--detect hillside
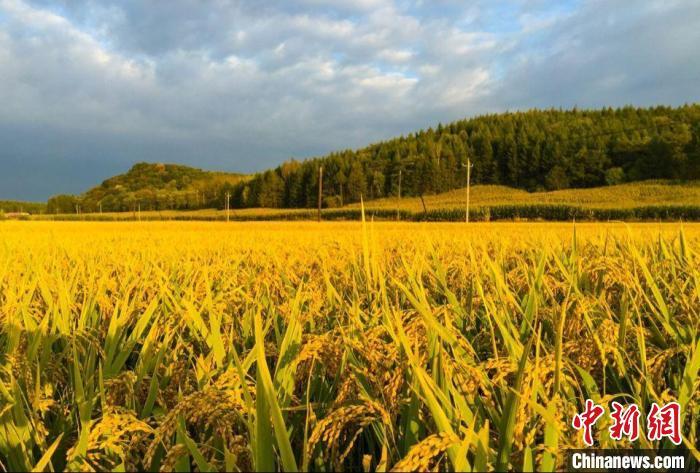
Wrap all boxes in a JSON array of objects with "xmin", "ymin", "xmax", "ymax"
[
  {"xmin": 350, "ymin": 180, "xmax": 700, "ymax": 211},
  {"xmin": 47, "ymin": 163, "xmax": 248, "ymax": 213},
  {"xmin": 41, "ymin": 105, "xmax": 700, "ymax": 214},
  {"xmin": 231, "ymin": 105, "xmax": 700, "ymax": 209}
]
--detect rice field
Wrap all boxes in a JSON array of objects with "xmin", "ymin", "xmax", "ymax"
[{"xmin": 0, "ymin": 221, "xmax": 698, "ymax": 471}]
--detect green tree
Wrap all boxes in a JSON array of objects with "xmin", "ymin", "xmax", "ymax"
[
  {"xmin": 605, "ymin": 167, "xmax": 625, "ymax": 186},
  {"xmin": 259, "ymin": 171, "xmax": 285, "ymax": 207},
  {"xmin": 47, "ymin": 194, "xmax": 79, "ymax": 214},
  {"xmin": 346, "ymin": 163, "xmax": 367, "ymax": 202},
  {"xmin": 544, "ymin": 165, "xmax": 569, "ymax": 190}
]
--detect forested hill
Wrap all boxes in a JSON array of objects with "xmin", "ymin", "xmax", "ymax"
[
  {"xmin": 233, "ymin": 105, "xmax": 700, "ymax": 209},
  {"xmin": 47, "ymin": 163, "xmax": 247, "ymax": 213},
  {"xmin": 43, "ymin": 105, "xmax": 700, "ymax": 213}
]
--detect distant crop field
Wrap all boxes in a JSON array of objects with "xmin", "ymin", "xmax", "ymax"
[
  {"xmin": 0, "ymin": 221, "xmax": 698, "ymax": 471},
  {"xmin": 31, "ymin": 180, "xmax": 700, "ymax": 222},
  {"xmin": 349, "ymin": 180, "xmax": 700, "ymax": 211}
]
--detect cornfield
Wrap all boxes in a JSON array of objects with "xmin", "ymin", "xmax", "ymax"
[
  {"xmin": 348, "ymin": 181, "xmax": 700, "ymax": 211},
  {"xmin": 0, "ymin": 221, "xmax": 698, "ymax": 471},
  {"xmin": 29, "ymin": 205, "xmax": 700, "ymax": 222}
]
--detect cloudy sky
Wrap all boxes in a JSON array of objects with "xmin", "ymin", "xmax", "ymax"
[{"xmin": 1, "ymin": 0, "xmax": 698, "ymax": 200}]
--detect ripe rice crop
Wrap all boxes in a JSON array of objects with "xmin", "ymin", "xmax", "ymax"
[{"xmin": 0, "ymin": 221, "xmax": 698, "ymax": 471}]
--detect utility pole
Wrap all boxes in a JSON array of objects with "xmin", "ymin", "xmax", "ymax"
[
  {"xmin": 317, "ymin": 165, "xmax": 323, "ymax": 222},
  {"xmin": 138, "ymin": 203, "xmax": 141, "ymax": 222},
  {"xmin": 226, "ymin": 192, "xmax": 231, "ymax": 222},
  {"xmin": 396, "ymin": 169, "xmax": 402, "ymax": 221},
  {"xmin": 462, "ymin": 159, "xmax": 474, "ymax": 223},
  {"xmin": 393, "ymin": 161, "xmax": 417, "ymax": 219},
  {"xmin": 99, "ymin": 202, "xmax": 102, "ymax": 214}
]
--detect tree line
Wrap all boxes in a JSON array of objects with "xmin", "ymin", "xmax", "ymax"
[{"xmin": 0, "ymin": 200, "xmax": 46, "ymax": 215}]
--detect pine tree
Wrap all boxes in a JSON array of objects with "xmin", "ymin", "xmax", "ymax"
[{"xmin": 346, "ymin": 163, "xmax": 367, "ymax": 202}]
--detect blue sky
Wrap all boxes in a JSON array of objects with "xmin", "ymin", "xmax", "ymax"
[{"xmin": 0, "ymin": 0, "xmax": 698, "ymax": 200}]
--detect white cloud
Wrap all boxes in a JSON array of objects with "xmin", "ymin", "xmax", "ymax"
[
  {"xmin": 377, "ymin": 48, "xmax": 414, "ymax": 63},
  {"xmin": 296, "ymin": 0, "xmax": 390, "ymax": 12}
]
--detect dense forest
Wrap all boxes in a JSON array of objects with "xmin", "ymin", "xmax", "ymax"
[
  {"xmin": 47, "ymin": 163, "xmax": 246, "ymax": 213},
  {"xmin": 47, "ymin": 105, "xmax": 700, "ymax": 213},
  {"xmin": 230, "ymin": 105, "xmax": 700, "ymax": 209}
]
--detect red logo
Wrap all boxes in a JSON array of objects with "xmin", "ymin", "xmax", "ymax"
[
  {"xmin": 572, "ymin": 399, "xmax": 605, "ymax": 446},
  {"xmin": 647, "ymin": 402, "xmax": 682, "ymax": 445},
  {"xmin": 609, "ymin": 401, "xmax": 640, "ymax": 442},
  {"xmin": 573, "ymin": 400, "xmax": 683, "ymax": 446}
]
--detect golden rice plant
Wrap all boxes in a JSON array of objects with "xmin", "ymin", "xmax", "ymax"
[{"xmin": 0, "ymin": 220, "xmax": 698, "ymax": 471}]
